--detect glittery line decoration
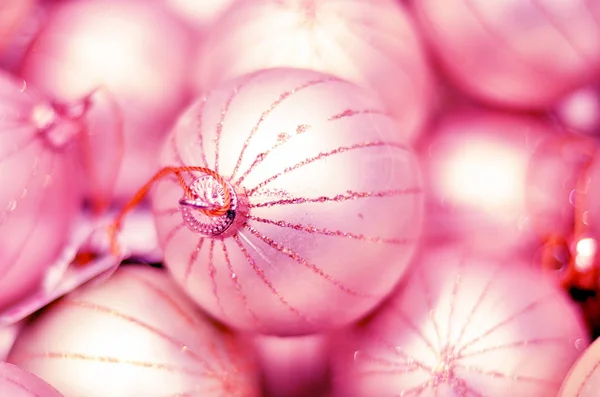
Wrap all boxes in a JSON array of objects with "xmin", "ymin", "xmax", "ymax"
[
  {"xmin": 232, "ymin": 234, "xmax": 314, "ymax": 324},
  {"xmin": 247, "ymin": 215, "xmax": 412, "ymax": 245},
  {"xmin": 246, "ymin": 141, "xmax": 411, "ymax": 195},
  {"xmin": 340, "ymin": 256, "xmax": 580, "ymax": 396},
  {"xmin": 243, "ymin": 224, "xmax": 371, "ymax": 297},
  {"xmin": 228, "ymin": 76, "xmax": 340, "ymax": 181},
  {"xmin": 9, "ymin": 270, "xmax": 255, "ymax": 395},
  {"xmin": 248, "ymin": 188, "xmax": 421, "ymax": 208}
]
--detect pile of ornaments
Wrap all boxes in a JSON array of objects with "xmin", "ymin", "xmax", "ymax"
[{"xmin": 1, "ymin": 0, "xmax": 600, "ymax": 396}]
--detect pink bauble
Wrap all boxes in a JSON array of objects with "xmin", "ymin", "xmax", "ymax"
[
  {"xmin": 0, "ymin": 362, "xmax": 63, "ymax": 397},
  {"xmin": 330, "ymin": 245, "xmax": 589, "ymax": 397},
  {"xmin": 19, "ymin": 0, "xmax": 192, "ymax": 203},
  {"xmin": 559, "ymin": 337, "xmax": 600, "ymax": 396},
  {"xmin": 0, "ymin": 70, "xmax": 80, "ymax": 313},
  {"xmin": 195, "ymin": 0, "xmax": 433, "ymax": 141},
  {"xmin": 8, "ymin": 266, "xmax": 260, "ymax": 397},
  {"xmin": 0, "ymin": 0, "xmax": 34, "ymax": 54},
  {"xmin": 421, "ymin": 110, "xmax": 550, "ymax": 252},
  {"xmin": 414, "ymin": 0, "xmax": 600, "ymax": 108},
  {"xmin": 255, "ymin": 334, "xmax": 330, "ymax": 397},
  {"xmin": 152, "ymin": 68, "xmax": 423, "ymax": 335}
]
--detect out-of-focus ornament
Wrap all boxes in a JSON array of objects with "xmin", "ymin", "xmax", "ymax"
[
  {"xmin": 110, "ymin": 67, "xmax": 423, "ymax": 335},
  {"xmin": 19, "ymin": 0, "xmax": 192, "ymax": 203},
  {"xmin": 559, "ymin": 336, "xmax": 600, "ymax": 397},
  {"xmin": 526, "ymin": 134, "xmax": 599, "ymax": 289},
  {"xmin": 195, "ymin": 0, "xmax": 434, "ymax": 141},
  {"xmin": 0, "ymin": 68, "xmax": 123, "ymax": 319},
  {"xmin": 255, "ymin": 334, "xmax": 330, "ymax": 397},
  {"xmin": 0, "ymin": 70, "xmax": 80, "ymax": 312},
  {"xmin": 330, "ymin": 245, "xmax": 589, "ymax": 397},
  {"xmin": 420, "ymin": 109, "xmax": 549, "ymax": 253},
  {"xmin": 413, "ymin": 0, "xmax": 600, "ymax": 109},
  {"xmin": 8, "ymin": 266, "xmax": 261, "ymax": 397},
  {"xmin": 555, "ymin": 85, "xmax": 600, "ymax": 137},
  {"xmin": 0, "ymin": 0, "xmax": 35, "ymax": 54},
  {"xmin": 0, "ymin": 361, "xmax": 63, "ymax": 397}
]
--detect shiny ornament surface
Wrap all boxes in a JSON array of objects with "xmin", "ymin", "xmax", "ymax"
[
  {"xmin": 19, "ymin": 0, "xmax": 192, "ymax": 203},
  {"xmin": 8, "ymin": 266, "xmax": 260, "ymax": 397},
  {"xmin": 414, "ymin": 0, "xmax": 600, "ymax": 108},
  {"xmin": 0, "ymin": 361, "xmax": 63, "ymax": 397},
  {"xmin": 195, "ymin": 0, "xmax": 433, "ymax": 141},
  {"xmin": 0, "ymin": 70, "xmax": 80, "ymax": 313},
  {"xmin": 152, "ymin": 67, "xmax": 423, "ymax": 335},
  {"xmin": 331, "ymin": 245, "xmax": 589, "ymax": 397}
]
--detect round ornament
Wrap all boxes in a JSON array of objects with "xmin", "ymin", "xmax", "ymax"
[
  {"xmin": 330, "ymin": 245, "xmax": 589, "ymax": 397},
  {"xmin": 0, "ymin": 361, "xmax": 63, "ymax": 397},
  {"xmin": 18, "ymin": 0, "xmax": 192, "ymax": 203},
  {"xmin": 149, "ymin": 67, "xmax": 423, "ymax": 335},
  {"xmin": 414, "ymin": 0, "xmax": 600, "ymax": 108},
  {"xmin": 195, "ymin": 0, "xmax": 434, "ymax": 141},
  {"xmin": 420, "ymin": 109, "xmax": 549, "ymax": 253},
  {"xmin": 0, "ymin": 70, "xmax": 81, "ymax": 313},
  {"xmin": 8, "ymin": 265, "xmax": 260, "ymax": 397}
]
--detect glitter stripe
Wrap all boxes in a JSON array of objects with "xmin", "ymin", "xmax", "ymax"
[
  {"xmin": 184, "ymin": 238, "xmax": 205, "ymax": 284},
  {"xmin": 249, "ymin": 188, "xmax": 421, "ymax": 209},
  {"xmin": 327, "ymin": 108, "xmax": 387, "ymax": 120},
  {"xmin": 232, "ymin": 234, "xmax": 312, "ymax": 324},
  {"xmin": 247, "ymin": 141, "xmax": 411, "ymax": 195},
  {"xmin": 207, "ymin": 240, "xmax": 226, "ymax": 318},
  {"xmin": 18, "ymin": 352, "xmax": 212, "ymax": 377},
  {"xmin": 228, "ymin": 77, "xmax": 339, "ymax": 181},
  {"xmin": 233, "ymin": 124, "xmax": 311, "ymax": 186},
  {"xmin": 244, "ymin": 224, "xmax": 370, "ymax": 297},
  {"xmin": 221, "ymin": 241, "xmax": 263, "ymax": 328},
  {"xmin": 62, "ymin": 299, "xmax": 221, "ymax": 377},
  {"xmin": 248, "ymin": 215, "xmax": 412, "ymax": 245}
]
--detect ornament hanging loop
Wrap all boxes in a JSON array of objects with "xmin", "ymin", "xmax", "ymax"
[{"xmin": 108, "ymin": 165, "xmax": 232, "ymax": 256}]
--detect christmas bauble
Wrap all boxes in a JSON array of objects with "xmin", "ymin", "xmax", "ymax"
[
  {"xmin": 195, "ymin": 0, "xmax": 433, "ymax": 141},
  {"xmin": 8, "ymin": 265, "xmax": 260, "ymax": 397},
  {"xmin": 414, "ymin": 0, "xmax": 600, "ymax": 108},
  {"xmin": 0, "ymin": 361, "xmax": 63, "ymax": 397},
  {"xmin": 420, "ymin": 109, "xmax": 549, "ymax": 253},
  {"xmin": 559, "ymin": 336, "xmax": 600, "ymax": 397},
  {"xmin": 19, "ymin": 0, "xmax": 192, "ymax": 203},
  {"xmin": 0, "ymin": 70, "xmax": 80, "ymax": 313},
  {"xmin": 151, "ymin": 67, "xmax": 423, "ymax": 335},
  {"xmin": 330, "ymin": 245, "xmax": 589, "ymax": 397}
]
